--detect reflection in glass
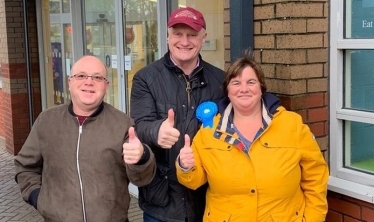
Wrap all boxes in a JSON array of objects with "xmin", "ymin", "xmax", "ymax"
[
  {"xmin": 344, "ymin": 50, "xmax": 374, "ymax": 111},
  {"xmin": 49, "ymin": 0, "xmax": 60, "ymax": 14},
  {"xmin": 345, "ymin": 0, "xmax": 374, "ymax": 38},
  {"xmin": 344, "ymin": 120, "xmax": 374, "ymax": 174},
  {"xmin": 124, "ymin": 0, "xmax": 158, "ymax": 112},
  {"xmin": 49, "ymin": 24, "xmax": 72, "ymax": 105},
  {"xmin": 62, "ymin": 0, "xmax": 70, "ymax": 13},
  {"xmin": 41, "ymin": 0, "xmax": 73, "ymax": 108},
  {"xmin": 84, "ymin": 0, "xmax": 119, "ymax": 108},
  {"xmin": 50, "ymin": 25, "xmax": 63, "ymax": 104}
]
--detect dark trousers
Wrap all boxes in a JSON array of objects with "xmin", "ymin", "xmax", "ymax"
[
  {"xmin": 143, "ymin": 213, "xmax": 164, "ymax": 222},
  {"xmin": 143, "ymin": 212, "xmax": 188, "ymax": 222}
]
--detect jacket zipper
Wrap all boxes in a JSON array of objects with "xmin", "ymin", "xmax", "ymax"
[
  {"xmin": 76, "ymin": 120, "xmax": 87, "ymax": 222},
  {"xmin": 182, "ymin": 67, "xmax": 203, "ymax": 107},
  {"xmin": 182, "ymin": 74, "xmax": 191, "ymax": 107}
]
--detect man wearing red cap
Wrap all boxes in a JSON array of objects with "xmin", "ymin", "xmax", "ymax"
[{"xmin": 130, "ymin": 6, "xmax": 225, "ymax": 222}]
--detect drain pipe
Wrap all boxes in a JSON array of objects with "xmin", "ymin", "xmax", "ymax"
[
  {"xmin": 22, "ymin": 0, "xmax": 34, "ymax": 127},
  {"xmin": 230, "ymin": 0, "xmax": 254, "ymax": 61}
]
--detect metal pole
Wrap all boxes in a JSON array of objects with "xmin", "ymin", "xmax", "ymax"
[{"xmin": 23, "ymin": 0, "xmax": 34, "ymax": 127}]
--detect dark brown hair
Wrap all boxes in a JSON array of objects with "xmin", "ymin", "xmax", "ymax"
[{"xmin": 223, "ymin": 49, "xmax": 267, "ymax": 96}]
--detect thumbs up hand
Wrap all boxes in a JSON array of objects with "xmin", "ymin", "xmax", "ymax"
[
  {"xmin": 157, "ymin": 109, "xmax": 180, "ymax": 149},
  {"xmin": 123, "ymin": 127, "xmax": 144, "ymax": 165},
  {"xmin": 179, "ymin": 134, "xmax": 195, "ymax": 170}
]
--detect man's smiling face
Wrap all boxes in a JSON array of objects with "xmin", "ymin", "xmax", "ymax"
[
  {"xmin": 167, "ymin": 24, "xmax": 206, "ymax": 68},
  {"xmin": 68, "ymin": 56, "xmax": 109, "ymax": 115}
]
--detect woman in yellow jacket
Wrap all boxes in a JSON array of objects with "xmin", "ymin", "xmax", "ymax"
[{"xmin": 176, "ymin": 51, "xmax": 329, "ymax": 222}]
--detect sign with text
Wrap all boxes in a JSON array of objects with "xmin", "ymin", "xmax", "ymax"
[{"xmin": 349, "ymin": 0, "xmax": 374, "ymax": 38}]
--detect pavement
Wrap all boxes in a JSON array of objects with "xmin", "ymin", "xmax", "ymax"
[{"xmin": 0, "ymin": 137, "xmax": 143, "ymax": 222}]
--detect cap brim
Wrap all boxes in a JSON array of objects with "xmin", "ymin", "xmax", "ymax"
[{"xmin": 168, "ymin": 20, "xmax": 202, "ymax": 32}]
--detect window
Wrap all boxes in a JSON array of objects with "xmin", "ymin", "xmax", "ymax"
[{"xmin": 330, "ymin": 0, "xmax": 374, "ymax": 203}]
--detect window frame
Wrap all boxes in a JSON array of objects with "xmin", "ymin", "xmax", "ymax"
[{"xmin": 329, "ymin": 0, "xmax": 374, "ymax": 203}]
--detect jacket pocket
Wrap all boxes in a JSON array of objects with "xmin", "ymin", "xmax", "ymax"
[
  {"xmin": 204, "ymin": 204, "xmax": 231, "ymax": 222},
  {"xmin": 259, "ymin": 135, "xmax": 298, "ymax": 149},
  {"xmin": 142, "ymin": 163, "xmax": 170, "ymax": 207},
  {"xmin": 270, "ymin": 205, "xmax": 303, "ymax": 222}
]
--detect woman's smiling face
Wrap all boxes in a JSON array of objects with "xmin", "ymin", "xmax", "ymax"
[{"xmin": 227, "ymin": 66, "xmax": 262, "ymax": 111}]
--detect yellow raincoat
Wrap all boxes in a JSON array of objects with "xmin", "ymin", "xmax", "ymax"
[{"xmin": 177, "ymin": 101, "xmax": 328, "ymax": 222}]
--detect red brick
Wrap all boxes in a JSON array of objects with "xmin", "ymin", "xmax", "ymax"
[
  {"xmin": 328, "ymin": 196, "xmax": 361, "ymax": 219},
  {"xmin": 326, "ymin": 210, "xmax": 343, "ymax": 222},
  {"xmin": 343, "ymin": 196, "xmax": 374, "ymax": 209},
  {"xmin": 324, "ymin": 92, "xmax": 329, "ymax": 106},
  {"xmin": 13, "ymin": 123, "xmax": 29, "ymax": 130},
  {"xmin": 308, "ymin": 122, "xmax": 325, "ymax": 137},
  {"xmin": 294, "ymin": 109, "xmax": 307, "ymax": 123},
  {"xmin": 0, "ymin": 90, "xmax": 4, "ymax": 138},
  {"xmin": 278, "ymin": 95, "xmax": 291, "ymax": 110},
  {"xmin": 324, "ymin": 122, "xmax": 328, "ymax": 137},
  {"xmin": 289, "ymin": 93, "xmax": 325, "ymax": 110},
  {"xmin": 343, "ymin": 215, "xmax": 362, "ymax": 222},
  {"xmin": 19, "ymin": 118, "xmax": 29, "ymax": 124},
  {"xmin": 308, "ymin": 107, "xmax": 328, "ymax": 122},
  {"xmin": 362, "ymin": 207, "xmax": 374, "ymax": 221}
]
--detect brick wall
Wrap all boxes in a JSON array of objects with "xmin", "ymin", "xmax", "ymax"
[
  {"xmin": 253, "ymin": 0, "xmax": 329, "ymax": 152},
  {"xmin": 0, "ymin": 0, "xmax": 5, "ymax": 140},
  {"xmin": 223, "ymin": 0, "xmax": 374, "ymax": 221},
  {"xmin": 251, "ymin": 0, "xmax": 374, "ymax": 221},
  {"xmin": 327, "ymin": 191, "xmax": 374, "ymax": 222},
  {"xmin": 0, "ymin": 89, "xmax": 4, "ymax": 138},
  {"xmin": 0, "ymin": 0, "xmax": 41, "ymax": 154},
  {"xmin": 223, "ymin": 1, "xmax": 329, "ymax": 151}
]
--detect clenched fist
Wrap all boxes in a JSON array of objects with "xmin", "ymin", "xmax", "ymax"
[
  {"xmin": 123, "ymin": 127, "xmax": 144, "ymax": 165},
  {"xmin": 179, "ymin": 134, "xmax": 195, "ymax": 170},
  {"xmin": 157, "ymin": 109, "xmax": 180, "ymax": 148}
]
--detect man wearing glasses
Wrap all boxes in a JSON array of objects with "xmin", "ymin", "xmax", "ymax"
[{"xmin": 14, "ymin": 56, "xmax": 156, "ymax": 222}]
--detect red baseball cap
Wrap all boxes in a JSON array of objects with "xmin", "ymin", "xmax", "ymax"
[{"xmin": 167, "ymin": 7, "xmax": 206, "ymax": 32}]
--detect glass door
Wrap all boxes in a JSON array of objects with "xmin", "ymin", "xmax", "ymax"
[
  {"xmin": 39, "ymin": 0, "xmax": 73, "ymax": 109},
  {"xmin": 37, "ymin": 0, "xmax": 167, "ymax": 112},
  {"xmin": 122, "ymin": 0, "xmax": 160, "ymax": 196},
  {"xmin": 123, "ymin": 0, "xmax": 159, "ymax": 113},
  {"xmin": 38, "ymin": 0, "xmax": 123, "ymax": 110},
  {"xmin": 84, "ymin": 0, "xmax": 120, "ymax": 109}
]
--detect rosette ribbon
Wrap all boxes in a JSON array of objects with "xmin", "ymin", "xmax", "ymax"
[{"xmin": 196, "ymin": 101, "xmax": 218, "ymax": 128}]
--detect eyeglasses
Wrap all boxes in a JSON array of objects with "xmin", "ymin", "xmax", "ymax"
[{"xmin": 71, "ymin": 74, "xmax": 107, "ymax": 82}]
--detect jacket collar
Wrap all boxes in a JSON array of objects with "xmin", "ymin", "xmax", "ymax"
[
  {"xmin": 162, "ymin": 51, "xmax": 204, "ymax": 76},
  {"xmin": 68, "ymin": 102, "xmax": 105, "ymax": 117},
  {"xmin": 216, "ymin": 93, "xmax": 281, "ymax": 134},
  {"xmin": 162, "ymin": 51, "xmax": 207, "ymax": 89}
]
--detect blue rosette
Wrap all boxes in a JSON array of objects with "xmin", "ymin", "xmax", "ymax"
[{"xmin": 196, "ymin": 101, "xmax": 218, "ymax": 128}]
